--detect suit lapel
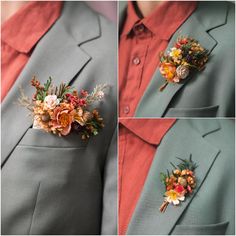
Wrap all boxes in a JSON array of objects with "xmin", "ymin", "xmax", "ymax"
[
  {"xmin": 1, "ymin": 2, "xmax": 100, "ymax": 166},
  {"xmin": 135, "ymin": 2, "xmax": 228, "ymax": 117},
  {"xmin": 127, "ymin": 119, "xmax": 221, "ymax": 235}
]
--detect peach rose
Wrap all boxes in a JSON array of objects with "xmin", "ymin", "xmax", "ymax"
[{"xmin": 50, "ymin": 103, "xmax": 75, "ymax": 135}]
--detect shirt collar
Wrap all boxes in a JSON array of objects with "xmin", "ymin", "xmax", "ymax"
[
  {"xmin": 119, "ymin": 119, "xmax": 176, "ymax": 145},
  {"xmin": 2, "ymin": 1, "xmax": 63, "ymax": 54},
  {"xmin": 122, "ymin": 1, "xmax": 197, "ymax": 40},
  {"xmin": 121, "ymin": 1, "xmax": 140, "ymax": 36}
]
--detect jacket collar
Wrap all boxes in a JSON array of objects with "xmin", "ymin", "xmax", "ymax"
[
  {"xmin": 121, "ymin": 1, "xmax": 196, "ymax": 40},
  {"xmin": 60, "ymin": 1, "xmax": 101, "ymax": 46},
  {"xmin": 2, "ymin": 1, "xmax": 62, "ymax": 54},
  {"xmin": 119, "ymin": 119, "xmax": 176, "ymax": 145}
]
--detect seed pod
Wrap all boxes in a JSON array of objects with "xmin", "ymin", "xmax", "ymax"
[
  {"xmin": 41, "ymin": 113, "xmax": 50, "ymax": 122},
  {"xmin": 178, "ymin": 177, "xmax": 187, "ymax": 187}
]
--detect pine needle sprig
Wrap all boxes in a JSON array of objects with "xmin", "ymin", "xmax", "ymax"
[
  {"xmin": 43, "ymin": 77, "xmax": 52, "ymax": 91},
  {"xmin": 175, "ymin": 154, "xmax": 198, "ymax": 171}
]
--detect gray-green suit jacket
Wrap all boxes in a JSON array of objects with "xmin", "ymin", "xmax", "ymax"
[
  {"xmin": 126, "ymin": 119, "xmax": 235, "ymax": 235},
  {"xmin": 119, "ymin": 1, "xmax": 235, "ymax": 118},
  {"xmin": 1, "ymin": 2, "xmax": 117, "ymax": 235}
]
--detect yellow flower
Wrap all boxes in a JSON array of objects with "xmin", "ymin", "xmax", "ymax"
[
  {"xmin": 165, "ymin": 189, "xmax": 185, "ymax": 205},
  {"xmin": 170, "ymin": 47, "xmax": 182, "ymax": 63}
]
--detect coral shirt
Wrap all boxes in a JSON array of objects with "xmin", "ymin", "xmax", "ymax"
[
  {"xmin": 119, "ymin": 1, "xmax": 197, "ymax": 117},
  {"xmin": 119, "ymin": 118, "xmax": 176, "ymax": 235},
  {"xmin": 1, "ymin": 1, "xmax": 62, "ymax": 101}
]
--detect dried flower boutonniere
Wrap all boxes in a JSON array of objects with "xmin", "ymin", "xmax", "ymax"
[
  {"xmin": 18, "ymin": 77, "xmax": 107, "ymax": 139},
  {"xmin": 159, "ymin": 36, "xmax": 208, "ymax": 91},
  {"xmin": 159, "ymin": 154, "xmax": 197, "ymax": 213}
]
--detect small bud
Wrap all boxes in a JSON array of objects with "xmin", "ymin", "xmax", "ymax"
[{"xmin": 41, "ymin": 113, "xmax": 50, "ymax": 122}]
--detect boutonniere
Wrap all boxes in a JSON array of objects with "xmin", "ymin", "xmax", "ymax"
[
  {"xmin": 159, "ymin": 36, "xmax": 208, "ymax": 91},
  {"xmin": 159, "ymin": 154, "xmax": 197, "ymax": 213},
  {"xmin": 18, "ymin": 77, "xmax": 107, "ymax": 139}
]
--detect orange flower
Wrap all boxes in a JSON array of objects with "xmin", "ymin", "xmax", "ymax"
[
  {"xmin": 187, "ymin": 176, "xmax": 194, "ymax": 185},
  {"xmin": 50, "ymin": 103, "xmax": 75, "ymax": 136},
  {"xmin": 159, "ymin": 63, "xmax": 176, "ymax": 82},
  {"xmin": 173, "ymin": 169, "xmax": 181, "ymax": 175},
  {"xmin": 74, "ymin": 108, "xmax": 92, "ymax": 126},
  {"xmin": 181, "ymin": 169, "xmax": 188, "ymax": 176}
]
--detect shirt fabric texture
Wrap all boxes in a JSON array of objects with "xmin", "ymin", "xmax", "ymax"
[
  {"xmin": 1, "ymin": 1, "xmax": 62, "ymax": 101},
  {"xmin": 119, "ymin": 119, "xmax": 176, "ymax": 235},
  {"xmin": 119, "ymin": 1, "xmax": 197, "ymax": 117}
]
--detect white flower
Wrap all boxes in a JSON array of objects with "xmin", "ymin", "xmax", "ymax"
[
  {"xmin": 176, "ymin": 65, "xmax": 189, "ymax": 79},
  {"xmin": 165, "ymin": 190, "xmax": 185, "ymax": 205},
  {"xmin": 96, "ymin": 91, "xmax": 105, "ymax": 99},
  {"xmin": 44, "ymin": 95, "xmax": 60, "ymax": 110},
  {"xmin": 169, "ymin": 47, "xmax": 182, "ymax": 63}
]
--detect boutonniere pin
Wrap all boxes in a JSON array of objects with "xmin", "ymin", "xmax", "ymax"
[
  {"xmin": 159, "ymin": 154, "xmax": 197, "ymax": 213},
  {"xmin": 18, "ymin": 77, "xmax": 107, "ymax": 139},
  {"xmin": 159, "ymin": 36, "xmax": 208, "ymax": 91}
]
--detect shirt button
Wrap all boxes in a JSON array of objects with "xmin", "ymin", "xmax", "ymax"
[
  {"xmin": 133, "ymin": 57, "xmax": 140, "ymax": 65},
  {"xmin": 136, "ymin": 24, "xmax": 144, "ymax": 32},
  {"xmin": 134, "ymin": 24, "xmax": 145, "ymax": 34},
  {"xmin": 123, "ymin": 106, "xmax": 130, "ymax": 114}
]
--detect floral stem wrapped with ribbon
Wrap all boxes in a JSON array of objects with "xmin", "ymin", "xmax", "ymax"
[
  {"xmin": 18, "ymin": 77, "xmax": 107, "ymax": 139},
  {"xmin": 159, "ymin": 36, "xmax": 208, "ymax": 91},
  {"xmin": 159, "ymin": 154, "xmax": 197, "ymax": 213}
]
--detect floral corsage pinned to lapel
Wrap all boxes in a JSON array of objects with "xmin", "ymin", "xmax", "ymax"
[
  {"xmin": 18, "ymin": 77, "xmax": 107, "ymax": 139},
  {"xmin": 159, "ymin": 154, "xmax": 197, "ymax": 213},
  {"xmin": 159, "ymin": 37, "xmax": 208, "ymax": 91}
]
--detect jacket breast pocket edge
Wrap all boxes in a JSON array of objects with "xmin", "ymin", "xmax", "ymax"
[
  {"xmin": 171, "ymin": 221, "xmax": 229, "ymax": 235},
  {"xmin": 164, "ymin": 105, "xmax": 219, "ymax": 117}
]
